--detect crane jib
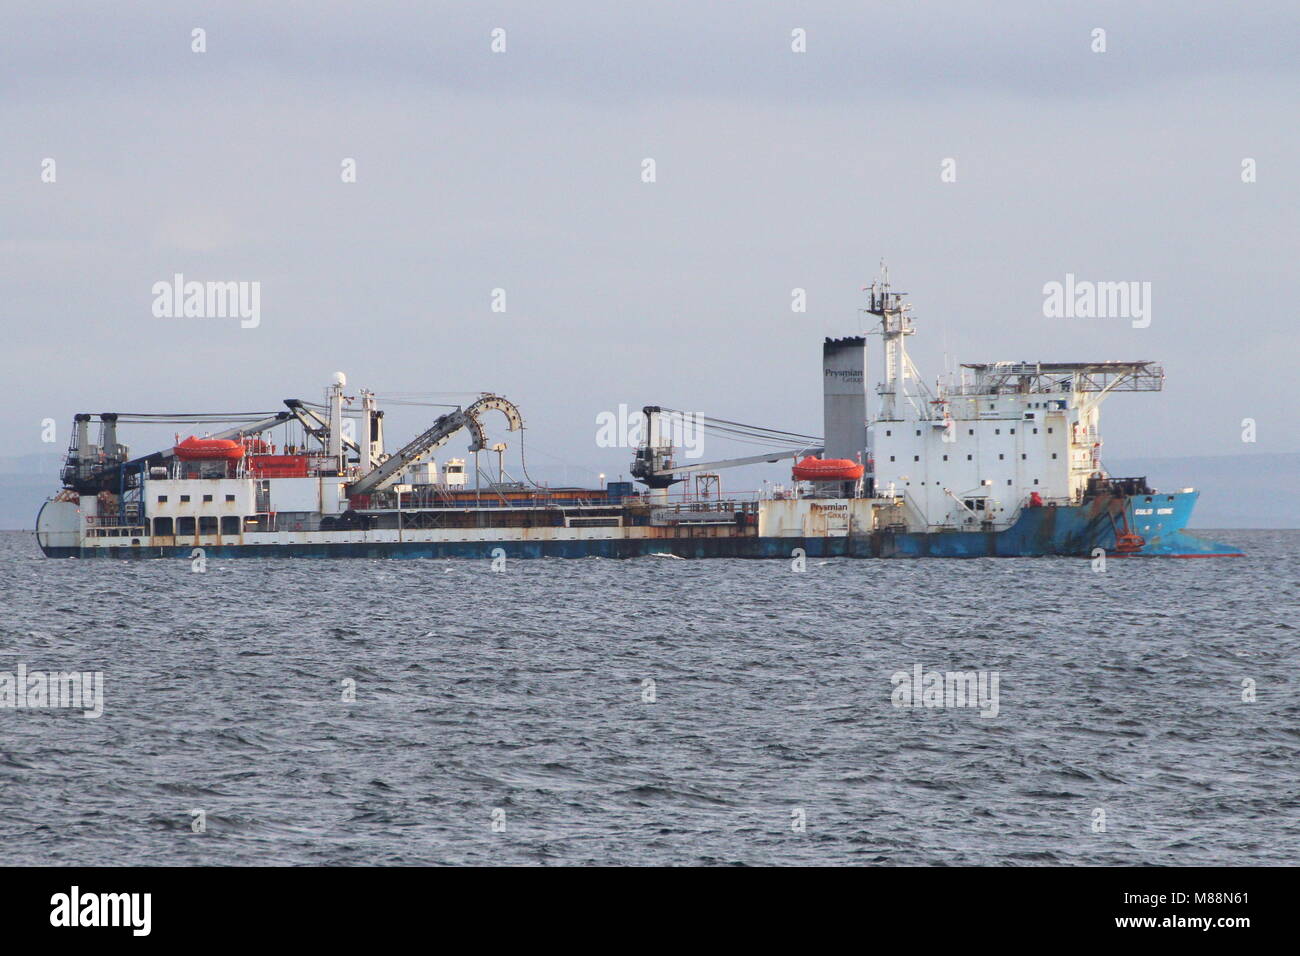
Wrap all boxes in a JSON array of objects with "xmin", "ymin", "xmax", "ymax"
[{"xmin": 346, "ymin": 394, "xmax": 522, "ymax": 497}]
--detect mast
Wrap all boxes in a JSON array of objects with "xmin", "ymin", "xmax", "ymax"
[
  {"xmin": 327, "ymin": 372, "xmax": 346, "ymax": 472},
  {"xmin": 865, "ymin": 264, "xmax": 916, "ymax": 421}
]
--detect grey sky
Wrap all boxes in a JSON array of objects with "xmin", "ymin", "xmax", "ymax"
[{"xmin": 2, "ymin": 1, "xmax": 1297, "ymax": 490}]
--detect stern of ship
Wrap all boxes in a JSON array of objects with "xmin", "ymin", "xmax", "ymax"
[{"xmin": 35, "ymin": 492, "xmax": 83, "ymax": 558}]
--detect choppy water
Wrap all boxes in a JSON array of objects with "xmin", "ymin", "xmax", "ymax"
[{"xmin": 0, "ymin": 529, "xmax": 1296, "ymax": 866}]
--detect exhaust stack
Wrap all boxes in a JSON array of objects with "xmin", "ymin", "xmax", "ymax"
[{"xmin": 822, "ymin": 336, "xmax": 867, "ymax": 461}]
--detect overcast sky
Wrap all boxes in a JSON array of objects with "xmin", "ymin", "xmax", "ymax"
[{"xmin": 2, "ymin": 2, "xmax": 1296, "ymax": 488}]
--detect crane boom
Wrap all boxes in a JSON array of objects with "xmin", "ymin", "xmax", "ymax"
[
  {"xmin": 206, "ymin": 411, "xmax": 295, "ymax": 443},
  {"xmin": 115, "ymin": 410, "xmax": 293, "ymax": 476},
  {"xmin": 650, "ymin": 445, "xmax": 823, "ymax": 477},
  {"xmin": 283, "ymin": 400, "xmax": 361, "ymax": 455},
  {"xmin": 346, "ymin": 394, "xmax": 522, "ymax": 497},
  {"xmin": 629, "ymin": 404, "xmax": 822, "ymax": 487}
]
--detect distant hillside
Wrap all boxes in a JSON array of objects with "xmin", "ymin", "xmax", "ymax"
[
  {"xmin": 0, "ymin": 478, "xmax": 57, "ymax": 532},
  {"xmin": 2, "ymin": 452, "xmax": 1295, "ymax": 530}
]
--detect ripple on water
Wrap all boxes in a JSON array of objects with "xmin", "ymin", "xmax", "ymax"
[{"xmin": 0, "ymin": 529, "xmax": 1295, "ymax": 865}]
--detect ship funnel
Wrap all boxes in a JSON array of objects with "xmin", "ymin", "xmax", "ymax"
[{"xmin": 822, "ymin": 336, "xmax": 867, "ymax": 460}]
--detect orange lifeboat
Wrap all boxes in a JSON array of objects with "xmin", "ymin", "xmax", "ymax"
[
  {"xmin": 791, "ymin": 456, "xmax": 864, "ymax": 482},
  {"xmin": 173, "ymin": 436, "xmax": 245, "ymax": 461}
]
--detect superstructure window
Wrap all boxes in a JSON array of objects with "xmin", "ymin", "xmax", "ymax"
[
  {"xmin": 1051, "ymin": 453, "xmax": 1058, "ymax": 459},
  {"xmin": 889, "ymin": 456, "xmax": 896, "ymax": 462},
  {"xmin": 220, "ymin": 516, "xmax": 240, "ymax": 535},
  {"xmin": 180, "ymin": 495, "xmax": 191, "ymax": 502},
  {"xmin": 225, "ymin": 494, "xmax": 235, "ymax": 502},
  {"xmin": 177, "ymin": 516, "xmax": 196, "ymax": 534},
  {"xmin": 1021, "ymin": 453, "xmax": 1027, "ymax": 460},
  {"xmin": 913, "ymin": 455, "xmax": 919, "ymax": 462},
  {"xmin": 157, "ymin": 495, "xmax": 167, "ymax": 503},
  {"xmin": 203, "ymin": 494, "xmax": 213, "ymax": 503},
  {"xmin": 966, "ymin": 454, "xmax": 972, "ymax": 461},
  {"xmin": 998, "ymin": 454, "xmax": 1004, "ymax": 460},
  {"xmin": 199, "ymin": 516, "xmax": 218, "ymax": 534}
]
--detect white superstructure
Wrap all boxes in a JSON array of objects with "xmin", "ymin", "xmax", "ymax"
[{"xmin": 863, "ymin": 272, "xmax": 1164, "ymax": 532}]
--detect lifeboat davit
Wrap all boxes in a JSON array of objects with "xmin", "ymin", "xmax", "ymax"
[
  {"xmin": 173, "ymin": 436, "xmax": 245, "ymax": 461},
  {"xmin": 791, "ymin": 456, "xmax": 864, "ymax": 482}
]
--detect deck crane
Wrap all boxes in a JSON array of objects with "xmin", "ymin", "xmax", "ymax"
[
  {"xmin": 629, "ymin": 405, "xmax": 823, "ymax": 489},
  {"xmin": 63, "ymin": 410, "xmax": 296, "ymax": 493},
  {"xmin": 66, "ymin": 392, "xmax": 366, "ymax": 494},
  {"xmin": 283, "ymin": 399, "xmax": 361, "ymax": 457},
  {"xmin": 346, "ymin": 394, "xmax": 522, "ymax": 498},
  {"xmin": 206, "ymin": 411, "xmax": 295, "ymax": 443}
]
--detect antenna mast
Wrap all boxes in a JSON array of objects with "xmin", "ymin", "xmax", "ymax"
[{"xmin": 865, "ymin": 263, "xmax": 916, "ymax": 421}]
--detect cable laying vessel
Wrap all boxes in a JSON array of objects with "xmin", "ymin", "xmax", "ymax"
[{"xmin": 35, "ymin": 271, "xmax": 1241, "ymax": 559}]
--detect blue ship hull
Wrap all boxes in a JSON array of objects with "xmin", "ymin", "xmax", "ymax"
[
  {"xmin": 37, "ymin": 491, "xmax": 1241, "ymax": 559},
  {"xmin": 884, "ymin": 490, "xmax": 1240, "ymax": 558}
]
